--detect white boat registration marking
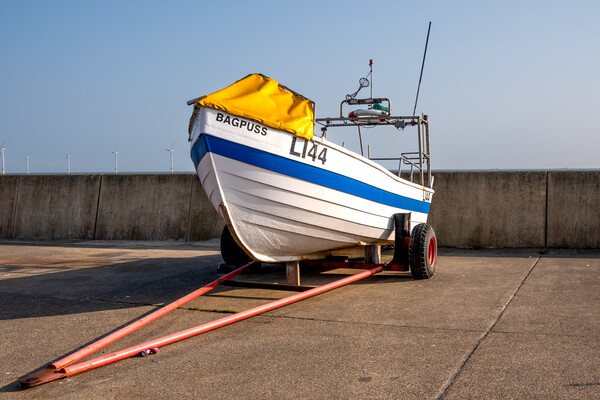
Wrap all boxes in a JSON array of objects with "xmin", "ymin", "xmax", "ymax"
[
  {"xmin": 423, "ymin": 191, "xmax": 431, "ymax": 203},
  {"xmin": 289, "ymin": 136, "xmax": 328, "ymax": 165}
]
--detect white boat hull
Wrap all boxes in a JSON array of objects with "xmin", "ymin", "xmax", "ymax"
[{"xmin": 190, "ymin": 107, "xmax": 433, "ymax": 262}]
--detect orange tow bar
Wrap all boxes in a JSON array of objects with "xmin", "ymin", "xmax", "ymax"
[{"xmin": 21, "ymin": 263, "xmax": 383, "ymax": 387}]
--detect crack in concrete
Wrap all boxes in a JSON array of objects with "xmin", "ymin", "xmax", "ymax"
[
  {"xmin": 435, "ymin": 257, "xmax": 541, "ymax": 400},
  {"xmin": 488, "ymin": 329, "xmax": 597, "ymax": 339},
  {"xmin": 262, "ymin": 313, "xmax": 488, "ymax": 334},
  {"xmin": 87, "ymin": 297, "xmax": 163, "ymax": 307}
]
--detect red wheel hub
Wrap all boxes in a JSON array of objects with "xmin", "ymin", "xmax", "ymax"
[{"xmin": 428, "ymin": 236, "xmax": 437, "ymax": 266}]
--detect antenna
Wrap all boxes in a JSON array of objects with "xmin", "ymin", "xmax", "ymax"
[
  {"xmin": 1, "ymin": 142, "xmax": 6, "ymax": 175},
  {"xmin": 111, "ymin": 145, "xmax": 119, "ymax": 174},
  {"xmin": 165, "ymin": 142, "xmax": 175, "ymax": 173},
  {"xmin": 346, "ymin": 61, "xmax": 372, "ymax": 101},
  {"xmin": 66, "ymin": 152, "xmax": 71, "ymax": 174},
  {"xmin": 412, "ymin": 21, "xmax": 432, "ymax": 116},
  {"xmin": 369, "ymin": 59, "xmax": 373, "ymax": 99},
  {"xmin": 26, "ymin": 153, "xmax": 30, "ymax": 174}
]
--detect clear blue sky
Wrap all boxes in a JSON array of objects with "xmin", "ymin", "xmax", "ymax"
[{"xmin": 1, "ymin": 0, "xmax": 599, "ymax": 173}]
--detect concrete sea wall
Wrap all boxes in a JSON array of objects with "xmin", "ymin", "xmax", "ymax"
[
  {"xmin": 0, "ymin": 174, "xmax": 223, "ymax": 242},
  {"xmin": 427, "ymin": 171, "xmax": 547, "ymax": 248},
  {"xmin": 0, "ymin": 171, "xmax": 598, "ymax": 248}
]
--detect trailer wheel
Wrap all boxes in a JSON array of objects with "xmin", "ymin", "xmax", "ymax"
[
  {"xmin": 220, "ymin": 226, "xmax": 252, "ymax": 266},
  {"xmin": 409, "ymin": 223, "xmax": 437, "ymax": 280}
]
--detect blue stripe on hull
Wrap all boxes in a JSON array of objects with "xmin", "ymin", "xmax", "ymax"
[{"xmin": 191, "ymin": 134, "xmax": 430, "ymax": 214}]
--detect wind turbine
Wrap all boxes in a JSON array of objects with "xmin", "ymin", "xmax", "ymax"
[
  {"xmin": 26, "ymin": 153, "xmax": 30, "ymax": 174},
  {"xmin": 66, "ymin": 152, "xmax": 71, "ymax": 174},
  {"xmin": 1, "ymin": 142, "xmax": 5, "ymax": 175},
  {"xmin": 165, "ymin": 142, "xmax": 174, "ymax": 173},
  {"xmin": 111, "ymin": 145, "xmax": 119, "ymax": 173}
]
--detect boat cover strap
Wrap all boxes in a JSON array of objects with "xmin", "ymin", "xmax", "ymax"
[{"xmin": 190, "ymin": 73, "xmax": 315, "ymax": 140}]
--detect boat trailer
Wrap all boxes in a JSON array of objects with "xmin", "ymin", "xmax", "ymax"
[
  {"xmin": 19, "ymin": 213, "xmax": 431, "ymax": 387},
  {"xmin": 20, "ymin": 213, "xmax": 433, "ymax": 388},
  {"xmin": 20, "ymin": 261, "xmax": 394, "ymax": 388}
]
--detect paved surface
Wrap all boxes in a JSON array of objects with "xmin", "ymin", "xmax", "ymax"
[{"xmin": 0, "ymin": 240, "xmax": 598, "ymax": 399}]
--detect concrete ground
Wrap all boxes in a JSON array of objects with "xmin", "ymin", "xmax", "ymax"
[{"xmin": 0, "ymin": 240, "xmax": 598, "ymax": 399}]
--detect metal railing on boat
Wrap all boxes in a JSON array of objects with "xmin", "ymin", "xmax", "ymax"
[{"xmin": 315, "ymin": 113, "xmax": 432, "ymax": 188}]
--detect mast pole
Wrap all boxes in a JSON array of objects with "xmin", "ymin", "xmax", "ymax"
[{"xmin": 412, "ymin": 22, "xmax": 431, "ymax": 116}]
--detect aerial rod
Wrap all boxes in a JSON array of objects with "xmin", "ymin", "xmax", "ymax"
[
  {"xmin": 369, "ymin": 59, "xmax": 373, "ymax": 99},
  {"xmin": 412, "ymin": 21, "xmax": 431, "ymax": 117}
]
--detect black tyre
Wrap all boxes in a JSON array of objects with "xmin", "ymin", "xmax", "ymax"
[
  {"xmin": 408, "ymin": 223, "xmax": 437, "ymax": 280},
  {"xmin": 220, "ymin": 226, "xmax": 252, "ymax": 266}
]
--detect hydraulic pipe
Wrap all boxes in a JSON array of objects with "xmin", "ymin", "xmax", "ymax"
[
  {"xmin": 49, "ymin": 261, "xmax": 254, "ymax": 370},
  {"xmin": 62, "ymin": 266, "xmax": 384, "ymax": 377}
]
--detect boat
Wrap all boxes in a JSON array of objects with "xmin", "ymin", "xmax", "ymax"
[{"xmin": 187, "ymin": 67, "xmax": 437, "ymax": 279}]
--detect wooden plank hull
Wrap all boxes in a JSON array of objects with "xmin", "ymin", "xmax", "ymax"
[{"xmin": 190, "ymin": 107, "xmax": 433, "ymax": 262}]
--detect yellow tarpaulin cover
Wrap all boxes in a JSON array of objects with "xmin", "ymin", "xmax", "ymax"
[{"xmin": 193, "ymin": 73, "xmax": 315, "ymax": 140}]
